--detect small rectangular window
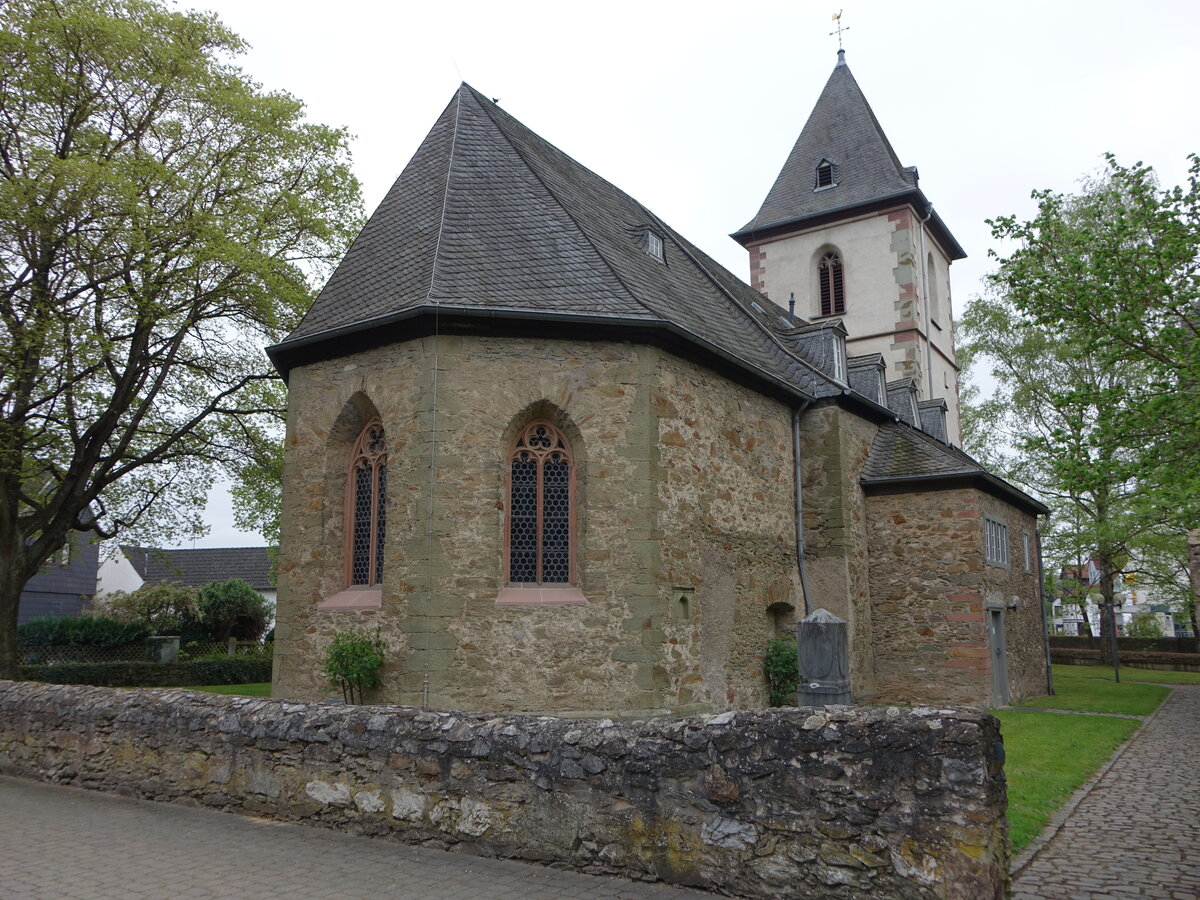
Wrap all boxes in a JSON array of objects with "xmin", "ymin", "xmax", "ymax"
[
  {"xmin": 984, "ymin": 516, "xmax": 1009, "ymax": 568},
  {"xmin": 1023, "ymin": 530, "xmax": 1033, "ymax": 574},
  {"xmin": 646, "ymin": 231, "xmax": 664, "ymax": 261}
]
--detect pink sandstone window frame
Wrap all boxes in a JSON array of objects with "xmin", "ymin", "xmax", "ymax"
[
  {"xmin": 343, "ymin": 417, "xmax": 387, "ymax": 588},
  {"xmin": 503, "ymin": 420, "xmax": 577, "ymax": 587}
]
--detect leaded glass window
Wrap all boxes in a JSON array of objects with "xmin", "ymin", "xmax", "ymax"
[
  {"xmin": 346, "ymin": 418, "xmax": 387, "ymax": 586},
  {"xmin": 507, "ymin": 421, "xmax": 574, "ymax": 584}
]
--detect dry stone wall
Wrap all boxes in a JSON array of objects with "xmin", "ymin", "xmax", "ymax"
[{"xmin": 0, "ymin": 681, "xmax": 1008, "ymax": 899}]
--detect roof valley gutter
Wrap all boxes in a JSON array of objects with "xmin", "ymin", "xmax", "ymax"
[{"xmin": 793, "ymin": 401, "xmax": 813, "ymax": 616}]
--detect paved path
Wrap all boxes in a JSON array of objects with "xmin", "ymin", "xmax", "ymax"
[
  {"xmin": 0, "ymin": 776, "xmax": 709, "ymax": 900},
  {"xmin": 1011, "ymin": 684, "xmax": 1200, "ymax": 899}
]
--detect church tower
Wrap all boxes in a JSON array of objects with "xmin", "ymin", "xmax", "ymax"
[{"xmin": 732, "ymin": 50, "xmax": 965, "ymax": 442}]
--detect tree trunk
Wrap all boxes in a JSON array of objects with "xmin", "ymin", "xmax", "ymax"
[
  {"xmin": 0, "ymin": 544, "xmax": 23, "ymax": 680},
  {"xmin": 1079, "ymin": 603, "xmax": 1093, "ymax": 637}
]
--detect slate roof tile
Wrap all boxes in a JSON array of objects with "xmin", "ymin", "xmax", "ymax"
[{"xmin": 122, "ymin": 547, "xmax": 274, "ymax": 592}]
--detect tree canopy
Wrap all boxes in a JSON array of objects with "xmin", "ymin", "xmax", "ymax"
[
  {"xmin": 961, "ymin": 155, "xmax": 1199, "ymax": 643},
  {"xmin": 0, "ymin": 0, "xmax": 363, "ymax": 677}
]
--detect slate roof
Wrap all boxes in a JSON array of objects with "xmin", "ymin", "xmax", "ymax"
[
  {"xmin": 862, "ymin": 426, "xmax": 1050, "ymax": 514},
  {"xmin": 267, "ymin": 81, "xmax": 1041, "ymax": 515},
  {"xmin": 122, "ymin": 547, "xmax": 274, "ymax": 592},
  {"xmin": 731, "ymin": 51, "xmax": 964, "ymax": 260},
  {"xmin": 271, "ymin": 83, "xmax": 842, "ymax": 401}
]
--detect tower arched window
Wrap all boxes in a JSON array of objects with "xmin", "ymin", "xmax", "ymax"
[
  {"xmin": 819, "ymin": 251, "xmax": 845, "ymax": 316},
  {"xmin": 507, "ymin": 421, "xmax": 574, "ymax": 584},
  {"xmin": 346, "ymin": 418, "xmax": 387, "ymax": 586}
]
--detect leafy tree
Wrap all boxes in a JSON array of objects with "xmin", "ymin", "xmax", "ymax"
[
  {"xmin": 1124, "ymin": 610, "xmax": 1163, "ymax": 640},
  {"xmin": 985, "ymin": 154, "xmax": 1200, "ymax": 522},
  {"xmin": 196, "ymin": 578, "xmax": 270, "ymax": 643},
  {"xmin": 963, "ymin": 156, "xmax": 1199, "ymax": 662},
  {"xmin": 0, "ymin": 0, "xmax": 363, "ymax": 677},
  {"xmin": 101, "ymin": 580, "xmax": 200, "ymax": 636}
]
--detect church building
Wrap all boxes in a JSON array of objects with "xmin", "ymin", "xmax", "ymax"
[{"xmin": 267, "ymin": 53, "xmax": 1049, "ymax": 715}]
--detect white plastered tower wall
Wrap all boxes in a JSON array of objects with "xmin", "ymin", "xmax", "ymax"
[{"xmin": 746, "ymin": 204, "xmax": 962, "ymax": 442}]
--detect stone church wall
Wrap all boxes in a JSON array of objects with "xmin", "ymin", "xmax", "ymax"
[
  {"xmin": 866, "ymin": 488, "xmax": 1046, "ymax": 706},
  {"xmin": 0, "ymin": 681, "xmax": 1010, "ymax": 900},
  {"xmin": 275, "ymin": 335, "xmax": 807, "ymax": 716},
  {"xmin": 798, "ymin": 404, "xmax": 879, "ymax": 700},
  {"xmin": 652, "ymin": 354, "xmax": 801, "ymax": 711}
]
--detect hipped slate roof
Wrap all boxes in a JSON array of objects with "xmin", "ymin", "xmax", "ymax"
[
  {"xmin": 731, "ymin": 51, "xmax": 964, "ymax": 260},
  {"xmin": 270, "ymin": 84, "xmax": 842, "ymax": 401},
  {"xmin": 266, "ymin": 80, "xmax": 1042, "ymax": 515},
  {"xmin": 862, "ymin": 426, "xmax": 1050, "ymax": 514},
  {"xmin": 123, "ymin": 547, "xmax": 274, "ymax": 592}
]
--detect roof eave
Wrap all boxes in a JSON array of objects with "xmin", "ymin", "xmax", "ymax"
[
  {"xmin": 861, "ymin": 470, "xmax": 1050, "ymax": 516},
  {"xmin": 267, "ymin": 304, "xmax": 817, "ymax": 408},
  {"xmin": 731, "ymin": 189, "xmax": 967, "ymax": 261}
]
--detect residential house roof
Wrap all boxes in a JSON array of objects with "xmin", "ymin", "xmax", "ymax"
[{"xmin": 122, "ymin": 546, "xmax": 274, "ymax": 592}]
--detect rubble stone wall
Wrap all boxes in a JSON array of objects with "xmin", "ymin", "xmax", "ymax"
[{"xmin": 0, "ymin": 682, "xmax": 1007, "ymax": 900}]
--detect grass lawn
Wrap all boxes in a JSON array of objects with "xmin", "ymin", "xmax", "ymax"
[
  {"xmin": 1052, "ymin": 663, "xmax": 1200, "ymax": 685},
  {"xmin": 999, "ymin": 663, "xmax": 1180, "ymax": 852},
  {"xmin": 1018, "ymin": 668, "xmax": 1170, "ymax": 716},
  {"xmin": 177, "ymin": 683, "xmax": 271, "ymax": 696},
  {"xmin": 997, "ymin": 709, "xmax": 1140, "ymax": 851}
]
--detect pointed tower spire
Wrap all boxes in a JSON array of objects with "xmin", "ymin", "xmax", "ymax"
[{"xmin": 733, "ymin": 53, "xmax": 931, "ymax": 243}]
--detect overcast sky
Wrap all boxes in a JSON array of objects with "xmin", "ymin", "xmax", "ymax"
[{"xmin": 172, "ymin": 0, "xmax": 1200, "ymax": 548}]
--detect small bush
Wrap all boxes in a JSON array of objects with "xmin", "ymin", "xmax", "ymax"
[
  {"xmin": 322, "ymin": 629, "xmax": 385, "ymax": 704},
  {"xmin": 197, "ymin": 579, "xmax": 271, "ymax": 642},
  {"xmin": 764, "ymin": 638, "xmax": 799, "ymax": 707},
  {"xmin": 17, "ymin": 615, "xmax": 150, "ymax": 648},
  {"xmin": 20, "ymin": 657, "xmax": 272, "ymax": 687}
]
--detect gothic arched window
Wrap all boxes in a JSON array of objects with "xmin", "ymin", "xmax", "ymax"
[
  {"xmin": 507, "ymin": 421, "xmax": 574, "ymax": 584},
  {"xmin": 819, "ymin": 251, "xmax": 845, "ymax": 317},
  {"xmin": 346, "ymin": 418, "xmax": 387, "ymax": 586}
]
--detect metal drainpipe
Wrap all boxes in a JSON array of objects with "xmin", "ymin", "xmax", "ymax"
[
  {"xmin": 793, "ymin": 402, "xmax": 814, "ymax": 616},
  {"xmin": 1035, "ymin": 521, "xmax": 1055, "ymax": 696},
  {"xmin": 917, "ymin": 206, "xmax": 935, "ymax": 401}
]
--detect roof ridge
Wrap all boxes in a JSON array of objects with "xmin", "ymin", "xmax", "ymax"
[
  {"xmin": 463, "ymin": 86, "xmax": 653, "ymax": 319},
  {"xmin": 637, "ymin": 205, "xmax": 839, "ymax": 394},
  {"xmin": 424, "ymin": 85, "xmax": 466, "ymax": 305}
]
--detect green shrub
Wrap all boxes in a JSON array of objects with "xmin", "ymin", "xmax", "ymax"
[
  {"xmin": 17, "ymin": 615, "xmax": 150, "ymax": 648},
  {"xmin": 103, "ymin": 581, "xmax": 201, "ymax": 635},
  {"xmin": 764, "ymin": 637, "xmax": 799, "ymax": 707},
  {"xmin": 19, "ymin": 656, "xmax": 272, "ymax": 687},
  {"xmin": 196, "ymin": 579, "xmax": 271, "ymax": 642},
  {"xmin": 322, "ymin": 629, "xmax": 385, "ymax": 704}
]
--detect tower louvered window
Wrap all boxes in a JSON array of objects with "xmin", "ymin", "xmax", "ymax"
[
  {"xmin": 346, "ymin": 418, "xmax": 387, "ymax": 586},
  {"xmin": 816, "ymin": 161, "xmax": 836, "ymax": 188},
  {"xmin": 507, "ymin": 421, "xmax": 574, "ymax": 584},
  {"xmin": 819, "ymin": 251, "xmax": 845, "ymax": 316}
]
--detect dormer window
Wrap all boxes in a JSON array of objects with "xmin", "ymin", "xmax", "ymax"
[
  {"xmin": 831, "ymin": 333, "xmax": 846, "ymax": 383},
  {"xmin": 814, "ymin": 159, "xmax": 838, "ymax": 191},
  {"xmin": 646, "ymin": 230, "xmax": 664, "ymax": 262}
]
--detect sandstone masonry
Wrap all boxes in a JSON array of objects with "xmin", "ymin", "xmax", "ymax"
[{"xmin": 0, "ymin": 681, "xmax": 1009, "ymax": 899}]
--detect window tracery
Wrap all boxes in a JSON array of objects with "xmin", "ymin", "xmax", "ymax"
[
  {"xmin": 507, "ymin": 421, "xmax": 574, "ymax": 584},
  {"xmin": 346, "ymin": 418, "xmax": 387, "ymax": 586}
]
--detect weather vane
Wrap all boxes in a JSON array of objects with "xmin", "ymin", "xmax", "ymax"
[{"xmin": 830, "ymin": 9, "xmax": 850, "ymax": 50}]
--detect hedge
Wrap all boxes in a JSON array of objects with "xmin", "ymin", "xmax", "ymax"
[
  {"xmin": 18, "ymin": 615, "xmax": 150, "ymax": 648},
  {"xmin": 19, "ymin": 657, "xmax": 272, "ymax": 688}
]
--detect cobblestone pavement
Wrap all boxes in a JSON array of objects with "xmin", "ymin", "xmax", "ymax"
[
  {"xmin": 0, "ymin": 776, "xmax": 710, "ymax": 900},
  {"xmin": 1011, "ymin": 684, "xmax": 1200, "ymax": 899}
]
